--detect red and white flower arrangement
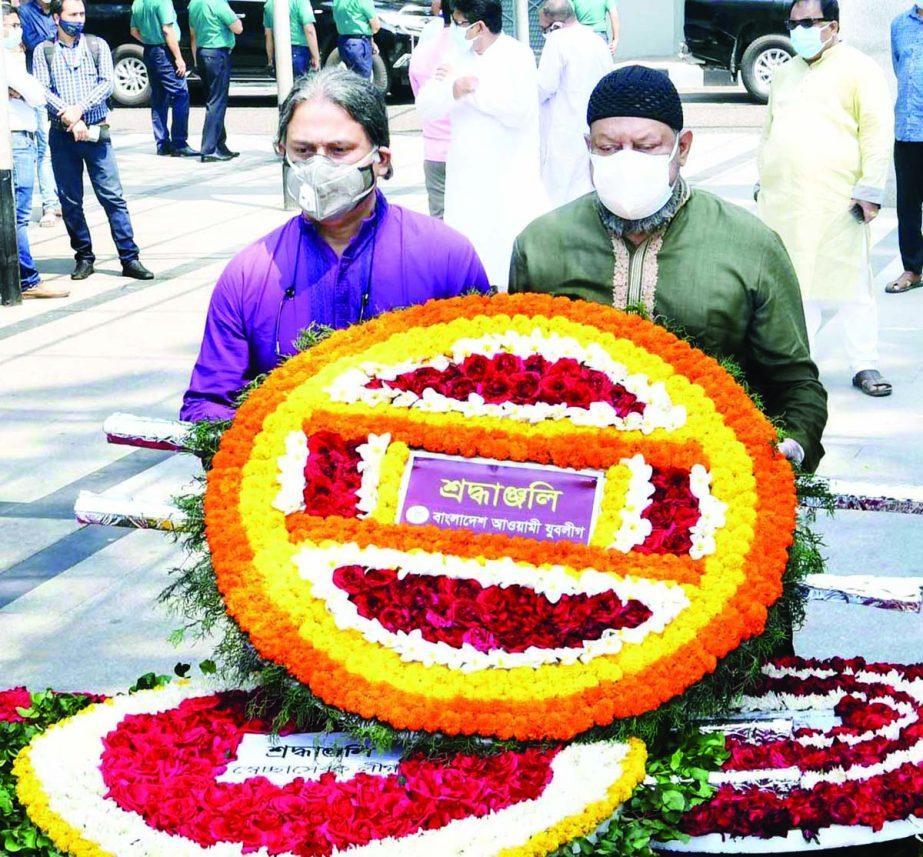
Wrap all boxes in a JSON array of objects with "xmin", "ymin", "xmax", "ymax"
[
  {"xmin": 12, "ymin": 682, "xmax": 647, "ymax": 857},
  {"xmin": 659, "ymin": 656, "xmax": 923, "ymax": 851}
]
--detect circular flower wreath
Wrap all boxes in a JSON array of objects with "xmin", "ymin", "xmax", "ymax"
[
  {"xmin": 13, "ymin": 682, "xmax": 646, "ymax": 857},
  {"xmin": 205, "ymin": 293, "xmax": 798, "ymax": 741},
  {"xmin": 659, "ymin": 656, "xmax": 923, "ymax": 852}
]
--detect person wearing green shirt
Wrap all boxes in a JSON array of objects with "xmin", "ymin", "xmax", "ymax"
[
  {"xmin": 263, "ymin": 0, "xmax": 320, "ymax": 78},
  {"xmin": 130, "ymin": 0, "xmax": 197, "ymax": 155},
  {"xmin": 333, "ymin": 0, "xmax": 379, "ymax": 79},
  {"xmin": 189, "ymin": 0, "xmax": 242, "ymax": 161},
  {"xmin": 572, "ymin": 0, "xmax": 618, "ymax": 54},
  {"xmin": 510, "ymin": 66, "xmax": 828, "ymax": 472}
]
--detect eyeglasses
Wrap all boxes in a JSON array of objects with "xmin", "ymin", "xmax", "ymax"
[{"xmin": 784, "ymin": 17, "xmax": 829, "ymax": 30}]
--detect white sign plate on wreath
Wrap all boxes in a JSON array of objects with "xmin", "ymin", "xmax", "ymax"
[{"xmin": 217, "ymin": 732, "xmax": 402, "ymax": 786}]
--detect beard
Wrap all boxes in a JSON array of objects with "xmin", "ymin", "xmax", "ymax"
[{"xmin": 595, "ymin": 178, "xmax": 687, "ymax": 238}]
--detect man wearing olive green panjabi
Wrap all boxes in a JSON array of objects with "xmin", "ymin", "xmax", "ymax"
[{"xmin": 509, "ymin": 65, "xmax": 828, "ymax": 473}]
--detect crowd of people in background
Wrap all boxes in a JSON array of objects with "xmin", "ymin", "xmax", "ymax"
[{"xmin": 4, "ymin": 0, "xmax": 923, "ymax": 424}]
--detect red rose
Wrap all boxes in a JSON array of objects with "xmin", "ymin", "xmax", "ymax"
[
  {"xmin": 332, "ymin": 565, "xmax": 366, "ymax": 594},
  {"xmin": 537, "ymin": 374, "xmax": 569, "ymax": 403},
  {"xmin": 561, "ymin": 381, "xmax": 594, "ymax": 408},
  {"xmin": 493, "ymin": 353, "xmax": 522, "ymax": 375},
  {"xmin": 509, "ymin": 372, "xmax": 541, "ymax": 403},
  {"xmin": 481, "ymin": 375, "xmax": 514, "ymax": 403},
  {"xmin": 461, "ymin": 354, "xmax": 492, "ymax": 381},
  {"xmin": 444, "ymin": 376, "xmax": 477, "ymax": 400},
  {"xmin": 522, "ymin": 353, "xmax": 546, "ymax": 373}
]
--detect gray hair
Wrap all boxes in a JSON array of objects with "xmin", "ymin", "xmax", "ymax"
[
  {"xmin": 540, "ymin": 0, "xmax": 576, "ymax": 22},
  {"xmin": 274, "ymin": 68, "xmax": 390, "ymax": 153}
]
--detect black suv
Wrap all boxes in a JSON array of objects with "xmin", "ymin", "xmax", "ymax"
[
  {"xmin": 684, "ymin": 0, "xmax": 793, "ymax": 102},
  {"xmin": 84, "ymin": 0, "xmax": 431, "ymax": 106}
]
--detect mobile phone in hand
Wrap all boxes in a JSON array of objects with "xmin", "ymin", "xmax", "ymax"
[{"xmin": 850, "ymin": 203, "xmax": 866, "ymax": 223}]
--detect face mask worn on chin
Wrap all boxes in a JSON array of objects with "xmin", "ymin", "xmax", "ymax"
[
  {"xmin": 3, "ymin": 27, "xmax": 22, "ymax": 50},
  {"xmin": 591, "ymin": 136, "xmax": 680, "ymax": 221},
  {"xmin": 58, "ymin": 19, "xmax": 84, "ymax": 37},
  {"xmin": 286, "ymin": 148, "xmax": 379, "ymax": 221},
  {"xmin": 790, "ymin": 25, "xmax": 832, "ymax": 60},
  {"xmin": 449, "ymin": 22, "xmax": 475, "ymax": 53}
]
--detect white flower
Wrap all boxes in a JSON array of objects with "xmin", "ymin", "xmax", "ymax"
[{"xmin": 272, "ymin": 431, "xmax": 309, "ymax": 514}]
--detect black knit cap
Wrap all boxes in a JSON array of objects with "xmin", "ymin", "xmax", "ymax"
[{"xmin": 587, "ymin": 65, "xmax": 684, "ymax": 132}]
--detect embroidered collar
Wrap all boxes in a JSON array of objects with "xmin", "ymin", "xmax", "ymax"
[{"xmin": 609, "ymin": 178, "xmax": 691, "ymax": 317}]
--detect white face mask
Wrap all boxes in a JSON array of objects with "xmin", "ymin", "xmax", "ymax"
[
  {"xmin": 286, "ymin": 148, "xmax": 379, "ymax": 221},
  {"xmin": 590, "ymin": 136, "xmax": 680, "ymax": 221},
  {"xmin": 3, "ymin": 24, "xmax": 22, "ymax": 50},
  {"xmin": 790, "ymin": 24, "xmax": 833, "ymax": 60},
  {"xmin": 449, "ymin": 21, "xmax": 476, "ymax": 53}
]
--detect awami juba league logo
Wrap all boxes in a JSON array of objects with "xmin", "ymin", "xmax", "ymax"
[{"xmin": 206, "ymin": 294, "xmax": 797, "ymax": 741}]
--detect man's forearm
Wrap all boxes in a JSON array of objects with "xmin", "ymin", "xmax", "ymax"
[
  {"xmin": 164, "ymin": 27, "xmax": 183, "ymax": 65},
  {"xmin": 305, "ymin": 25, "xmax": 319, "ymax": 65}
]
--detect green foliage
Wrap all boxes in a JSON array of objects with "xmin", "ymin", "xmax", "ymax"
[
  {"xmin": 0, "ymin": 691, "xmax": 94, "ymax": 857},
  {"xmin": 128, "ymin": 672, "xmax": 171, "ymax": 693},
  {"xmin": 293, "ymin": 322, "xmax": 335, "ymax": 354},
  {"xmin": 551, "ymin": 731, "xmax": 729, "ymax": 857}
]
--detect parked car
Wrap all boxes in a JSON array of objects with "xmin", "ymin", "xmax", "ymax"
[
  {"xmin": 84, "ymin": 0, "xmax": 430, "ymax": 106},
  {"xmin": 684, "ymin": 0, "xmax": 794, "ymax": 103}
]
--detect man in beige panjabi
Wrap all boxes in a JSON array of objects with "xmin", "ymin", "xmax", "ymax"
[{"xmin": 758, "ymin": 0, "xmax": 893, "ymax": 397}]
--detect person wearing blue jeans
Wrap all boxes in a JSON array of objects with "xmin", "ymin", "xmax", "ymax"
[
  {"xmin": 4, "ymin": 1, "xmax": 68, "ymax": 297},
  {"xmin": 48, "ymin": 126, "xmax": 143, "ymax": 271},
  {"xmin": 33, "ymin": 0, "xmax": 153, "ymax": 281},
  {"xmin": 189, "ymin": 0, "xmax": 242, "ymax": 161},
  {"xmin": 130, "ymin": 0, "xmax": 198, "ymax": 156},
  {"xmin": 143, "ymin": 44, "xmax": 195, "ymax": 154},
  {"xmin": 337, "ymin": 35, "xmax": 372, "ymax": 78},
  {"xmin": 333, "ymin": 0, "xmax": 379, "ymax": 80},
  {"xmin": 262, "ymin": 0, "xmax": 320, "ymax": 79},
  {"xmin": 18, "ymin": 0, "xmax": 62, "ymax": 224},
  {"xmin": 33, "ymin": 111, "xmax": 61, "ymax": 224},
  {"xmin": 12, "ymin": 135, "xmax": 42, "ymax": 290},
  {"xmin": 198, "ymin": 47, "xmax": 232, "ymax": 157}
]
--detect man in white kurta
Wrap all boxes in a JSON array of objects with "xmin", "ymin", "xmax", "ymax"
[
  {"xmin": 416, "ymin": 0, "xmax": 549, "ymax": 287},
  {"xmin": 758, "ymin": 0, "xmax": 893, "ymax": 397},
  {"xmin": 537, "ymin": 0, "xmax": 611, "ymax": 206}
]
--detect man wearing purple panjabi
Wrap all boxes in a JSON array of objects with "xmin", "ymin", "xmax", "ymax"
[{"xmin": 180, "ymin": 68, "xmax": 489, "ymax": 423}]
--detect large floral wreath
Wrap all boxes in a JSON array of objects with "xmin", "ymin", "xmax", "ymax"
[{"xmin": 202, "ymin": 294, "xmax": 800, "ymax": 742}]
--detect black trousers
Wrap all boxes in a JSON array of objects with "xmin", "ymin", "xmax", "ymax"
[{"xmin": 894, "ymin": 140, "xmax": 923, "ymax": 274}]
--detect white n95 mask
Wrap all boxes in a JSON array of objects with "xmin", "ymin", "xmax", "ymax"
[
  {"xmin": 286, "ymin": 149, "xmax": 379, "ymax": 221},
  {"xmin": 590, "ymin": 136, "xmax": 679, "ymax": 221}
]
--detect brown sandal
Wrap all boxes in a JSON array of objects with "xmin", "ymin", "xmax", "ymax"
[{"xmin": 885, "ymin": 272, "xmax": 923, "ymax": 293}]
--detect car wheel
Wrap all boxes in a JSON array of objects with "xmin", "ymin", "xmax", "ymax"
[
  {"xmin": 740, "ymin": 35, "xmax": 793, "ymax": 104},
  {"xmin": 324, "ymin": 48, "xmax": 390, "ymax": 94},
  {"xmin": 112, "ymin": 44, "xmax": 151, "ymax": 107}
]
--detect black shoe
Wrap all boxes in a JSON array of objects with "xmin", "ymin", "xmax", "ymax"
[
  {"xmin": 170, "ymin": 145, "xmax": 201, "ymax": 157},
  {"xmin": 201, "ymin": 152, "xmax": 233, "ymax": 162},
  {"xmin": 217, "ymin": 147, "xmax": 240, "ymax": 159},
  {"xmin": 71, "ymin": 260, "xmax": 94, "ymax": 280},
  {"xmin": 122, "ymin": 260, "xmax": 154, "ymax": 280},
  {"xmin": 156, "ymin": 147, "xmax": 172, "ymax": 156}
]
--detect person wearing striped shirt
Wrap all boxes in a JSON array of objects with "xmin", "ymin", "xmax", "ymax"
[{"xmin": 32, "ymin": 0, "xmax": 154, "ymax": 281}]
